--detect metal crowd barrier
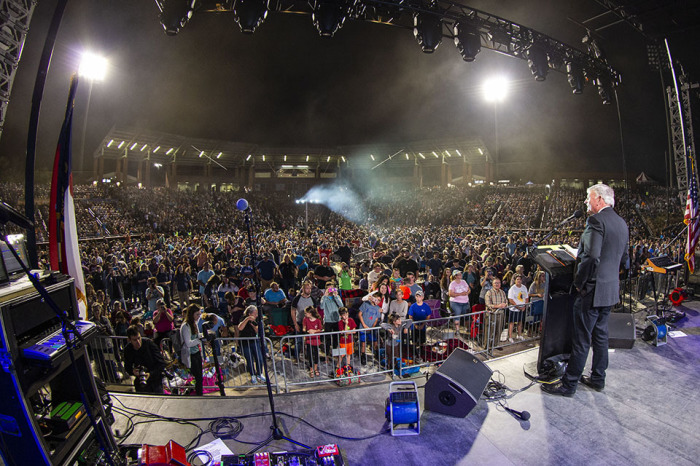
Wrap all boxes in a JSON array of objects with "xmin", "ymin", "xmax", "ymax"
[
  {"xmin": 480, "ymin": 301, "xmax": 544, "ymax": 356},
  {"xmin": 89, "ymin": 305, "xmax": 545, "ymax": 395}
]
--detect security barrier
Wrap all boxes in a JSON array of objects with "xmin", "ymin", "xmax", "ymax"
[{"xmin": 89, "ymin": 306, "xmax": 543, "ymax": 395}]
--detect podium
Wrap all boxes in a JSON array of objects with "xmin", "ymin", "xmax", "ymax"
[{"xmin": 526, "ymin": 246, "xmax": 577, "ymax": 378}]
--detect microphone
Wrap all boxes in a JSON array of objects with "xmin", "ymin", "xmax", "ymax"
[
  {"xmin": 504, "ymin": 406, "xmax": 531, "ymax": 421},
  {"xmin": 236, "ymin": 198, "xmax": 251, "ymax": 212},
  {"xmin": 558, "ymin": 209, "xmax": 583, "ymax": 226},
  {"xmin": 0, "ymin": 201, "xmax": 34, "ymax": 230}
]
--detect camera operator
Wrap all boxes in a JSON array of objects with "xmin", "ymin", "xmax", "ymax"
[
  {"xmin": 123, "ymin": 325, "xmax": 166, "ymax": 394},
  {"xmin": 197, "ymin": 311, "xmax": 226, "ymax": 357}
]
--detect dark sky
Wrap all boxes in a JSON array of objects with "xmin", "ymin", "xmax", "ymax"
[{"xmin": 0, "ymin": 0, "xmax": 698, "ymax": 182}]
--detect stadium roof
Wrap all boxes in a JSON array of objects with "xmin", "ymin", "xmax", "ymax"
[{"xmin": 92, "ymin": 127, "xmax": 493, "ymax": 172}]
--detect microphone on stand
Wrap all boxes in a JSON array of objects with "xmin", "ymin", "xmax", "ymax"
[
  {"xmin": 558, "ymin": 209, "xmax": 583, "ymax": 226},
  {"xmin": 504, "ymin": 406, "xmax": 531, "ymax": 421},
  {"xmin": 236, "ymin": 198, "xmax": 251, "ymax": 212}
]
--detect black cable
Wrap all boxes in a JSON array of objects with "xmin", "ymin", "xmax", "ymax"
[{"xmin": 187, "ymin": 449, "xmax": 213, "ymax": 466}]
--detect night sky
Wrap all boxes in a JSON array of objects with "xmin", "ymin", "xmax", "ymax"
[{"xmin": 0, "ymin": 0, "xmax": 698, "ymax": 183}]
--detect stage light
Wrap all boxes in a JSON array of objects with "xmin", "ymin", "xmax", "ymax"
[
  {"xmin": 284, "ymin": 155, "xmax": 287, "ymax": 161},
  {"xmin": 405, "ymin": 153, "xmax": 409, "ymax": 160},
  {"xmin": 454, "ymin": 21, "xmax": 481, "ymax": 62},
  {"xmin": 595, "ymin": 76, "xmax": 613, "ymax": 105},
  {"xmin": 217, "ymin": 152, "xmax": 222, "ymax": 158},
  {"xmin": 158, "ymin": 0, "xmax": 196, "ymax": 36},
  {"xmin": 154, "ymin": 146, "xmax": 161, "ymax": 153},
  {"xmin": 478, "ymin": 148, "xmax": 483, "ymax": 155},
  {"xmin": 233, "ymin": 0, "xmax": 269, "ymax": 34},
  {"xmin": 527, "ymin": 44, "xmax": 548, "ymax": 81},
  {"xmin": 370, "ymin": 154, "xmax": 375, "ymax": 161},
  {"xmin": 456, "ymin": 149, "xmax": 461, "ymax": 156},
  {"xmin": 199, "ymin": 151, "xmax": 204, "ymax": 158},
  {"xmin": 129, "ymin": 142, "xmax": 138, "ymax": 150},
  {"xmin": 413, "ymin": 8, "xmax": 442, "ymax": 53},
  {"xmin": 166, "ymin": 147, "xmax": 174, "ymax": 155},
  {"xmin": 306, "ymin": 155, "xmax": 310, "ymax": 161},
  {"xmin": 418, "ymin": 152, "xmax": 425, "ymax": 159},
  {"xmin": 118, "ymin": 141, "xmax": 125, "ymax": 149},
  {"xmin": 312, "ymin": 0, "xmax": 349, "ymax": 37},
  {"xmin": 432, "ymin": 151, "xmax": 438, "ymax": 158},
  {"xmin": 327, "ymin": 155, "xmax": 331, "ymax": 162},
  {"xmin": 341, "ymin": 156, "xmax": 346, "ymax": 162},
  {"xmin": 141, "ymin": 144, "xmax": 148, "ymax": 152},
  {"xmin": 107, "ymin": 139, "xmax": 114, "ymax": 147},
  {"xmin": 246, "ymin": 154, "xmax": 252, "ymax": 161},
  {"xmin": 566, "ymin": 61, "xmax": 585, "ymax": 95},
  {"xmin": 262, "ymin": 154, "xmax": 265, "ymax": 161},
  {"xmin": 445, "ymin": 150, "xmax": 451, "ymax": 157}
]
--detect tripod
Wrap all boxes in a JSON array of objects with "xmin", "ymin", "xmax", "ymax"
[
  {"xmin": 201, "ymin": 325, "xmax": 226, "ymax": 396},
  {"xmin": 237, "ymin": 199, "xmax": 310, "ymax": 453}
]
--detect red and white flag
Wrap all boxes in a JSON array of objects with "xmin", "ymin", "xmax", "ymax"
[{"xmin": 49, "ymin": 75, "xmax": 87, "ymax": 318}]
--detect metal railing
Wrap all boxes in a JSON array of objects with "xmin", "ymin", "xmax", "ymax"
[{"xmin": 88, "ymin": 304, "xmax": 546, "ymax": 395}]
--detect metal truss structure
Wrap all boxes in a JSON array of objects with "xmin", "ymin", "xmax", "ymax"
[
  {"xmin": 0, "ymin": 0, "xmax": 35, "ymax": 140},
  {"xmin": 156, "ymin": 0, "xmax": 621, "ymax": 90},
  {"xmin": 667, "ymin": 81, "xmax": 699, "ymax": 204}
]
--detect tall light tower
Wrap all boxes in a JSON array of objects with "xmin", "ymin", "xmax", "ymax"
[{"xmin": 482, "ymin": 76, "xmax": 509, "ymax": 182}]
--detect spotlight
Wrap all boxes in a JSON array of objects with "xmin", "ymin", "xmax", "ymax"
[
  {"xmin": 527, "ymin": 44, "xmax": 548, "ymax": 81},
  {"xmin": 312, "ymin": 0, "xmax": 349, "ymax": 37},
  {"xmin": 454, "ymin": 21, "xmax": 481, "ymax": 62},
  {"xmin": 566, "ymin": 61, "xmax": 585, "ymax": 95},
  {"xmin": 158, "ymin": 0, "xmax": 196, "ymax": 36},
  {"xmin": 595, "ymin": 76, "xmax": 613, "ymax": 105},
  {"xmin": 413, "ymin": 8, "xmax": 442, "ymax": 53},
  {"xmin": 233, "ymin": 0, "xmax": 269, "ymax": 34}
]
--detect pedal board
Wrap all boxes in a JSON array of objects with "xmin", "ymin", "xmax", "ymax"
[{"xmin": 221, "ymin": 444, "xmax": 344, "ymax": 466}]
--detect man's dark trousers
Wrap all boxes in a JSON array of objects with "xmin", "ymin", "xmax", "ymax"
[{"xmin": 562, "ymin": 292, "xmax": 611, "ymax": 390}]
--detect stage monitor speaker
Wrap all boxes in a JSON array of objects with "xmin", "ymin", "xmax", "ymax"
[
  {"xmin": 424, "ymin": 348, "xmax": 492, "ymax": 417},
  {"xmin": 609, "ymin": 313, "xmax": 635, "ymax": 349}
]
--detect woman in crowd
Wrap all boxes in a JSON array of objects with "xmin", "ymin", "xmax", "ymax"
[
  {"xmin": 173, "ymin": 263, "xmax": 191, "ymax": 311},
  {"xmin": 156, "ymin": 263, "xmax": 172, "ymax": 308},
  {"xmin": 153, "ymin": 299, "xmax": 174, "ymax": 348},
  {"xmin": 448, "ymin": 270, "xmax": 470, "ymax": 334},
  {"xmin": 180, "ymin": 304, "xmax": 204, "ymax": 396}
]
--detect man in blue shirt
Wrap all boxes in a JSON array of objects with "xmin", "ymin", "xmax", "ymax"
[{"xmin": 256, "ymin": 253, "xmax": 278, "ymax": 292}]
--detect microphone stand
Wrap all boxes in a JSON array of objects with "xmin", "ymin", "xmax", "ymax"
[
  {"xmin": 239, "ymin": 206, "xmax": 310, "ymax": 454},
  {"xmin": 0, "ymin": 223, "xmax": 119, "ymax": 465}
]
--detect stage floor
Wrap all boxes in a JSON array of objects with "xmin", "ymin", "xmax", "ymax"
[{"xmin": 112, "ymin": 301, "xmax": 700, "ymax": 465}]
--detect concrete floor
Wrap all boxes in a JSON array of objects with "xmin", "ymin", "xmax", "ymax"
[{"xmin": 111, "ymin": 300, "xmax": 700, "ymax": 465}]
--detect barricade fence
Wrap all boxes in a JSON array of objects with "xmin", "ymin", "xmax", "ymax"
[{"xmin": 89, "ymin": 304, "xmax": 544, "ymax": 394}]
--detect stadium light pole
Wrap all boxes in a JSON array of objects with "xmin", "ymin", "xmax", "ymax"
[
  {"xmin": 483, "ymin": 76, "xmax": 509, "ymax": 181},
  {"xmin": 78, "ymin": 51, "xmax": 107, "ymax": 179}
]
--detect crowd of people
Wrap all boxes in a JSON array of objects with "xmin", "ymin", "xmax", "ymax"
[{"xmin": 0, "ymin": 180, "xmax": 686, "ymax": 392}]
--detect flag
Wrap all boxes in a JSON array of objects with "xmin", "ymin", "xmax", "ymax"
[
  {"xmin": 684, "ymin": 155, "xmax": 700, "ymax": 274},
  {"xmin": 49, "ymin": 75, "xmax": 87, "ymax": 319}
]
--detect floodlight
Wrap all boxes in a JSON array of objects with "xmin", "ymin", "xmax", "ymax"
[
  {"xmin": 413, "ymin": 10, "xmax": 442, "ymax": 53},
  {"xmin": 454, "ymin": 21, "xmax": 481, "ymax": 62},
  {"xmin": 566, "ymin": 61, "xmax": 585, "ymax": 94},
  {"xmin": 527, "ymin": 45, "xmax": 548, "ymax": 81},
  {"xmin": 159, "ymin": 0, "xmax": 196, "ymax": 36},
  {"xmin": 483, "ymin": 76, "xmax": 509, "ymax": 102},
  {"xmin": 312, "ymin": 0, "xmax": 349, "ymax": 37},
  {"xmin": 233, "ymin": 0, "xmax": 269, "ymax": 34},
  {"xmin": 78, "ymin": 52, "xmax": 107, "ymax": 81}
]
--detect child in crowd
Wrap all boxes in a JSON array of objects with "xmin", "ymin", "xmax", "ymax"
[
  {"xmin": 337, "ymin": 307, "xmax": 356, "ymax": 370},
  {"xmin": 144, "ymin": 321, "xmax": 155, "ymax": 339},
  {"xmin": 130, "ymin": 316, "xmax": 145, "ymax": 337},
  {"xmin": 302, "ymin": 306, "xmax": 323, "ymax": 377}
]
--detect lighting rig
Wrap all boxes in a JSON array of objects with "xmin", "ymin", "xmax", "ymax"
[{"xmin": 153, "ymin": 0, "xmax": 621, "ymax": 103}]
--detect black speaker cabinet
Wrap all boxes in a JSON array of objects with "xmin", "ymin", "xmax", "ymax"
[
  {"xmin": 425, "ymin": 348, "xmax": 492, "ymax": 417},
  {"xmin": 609, "ymin": 313, "xmax": 636, "ymax": 349}
]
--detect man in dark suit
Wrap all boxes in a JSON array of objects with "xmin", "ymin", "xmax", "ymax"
[{"xmin": 543, "ymin": 183, "xmax": 629, "ymax": 397}]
